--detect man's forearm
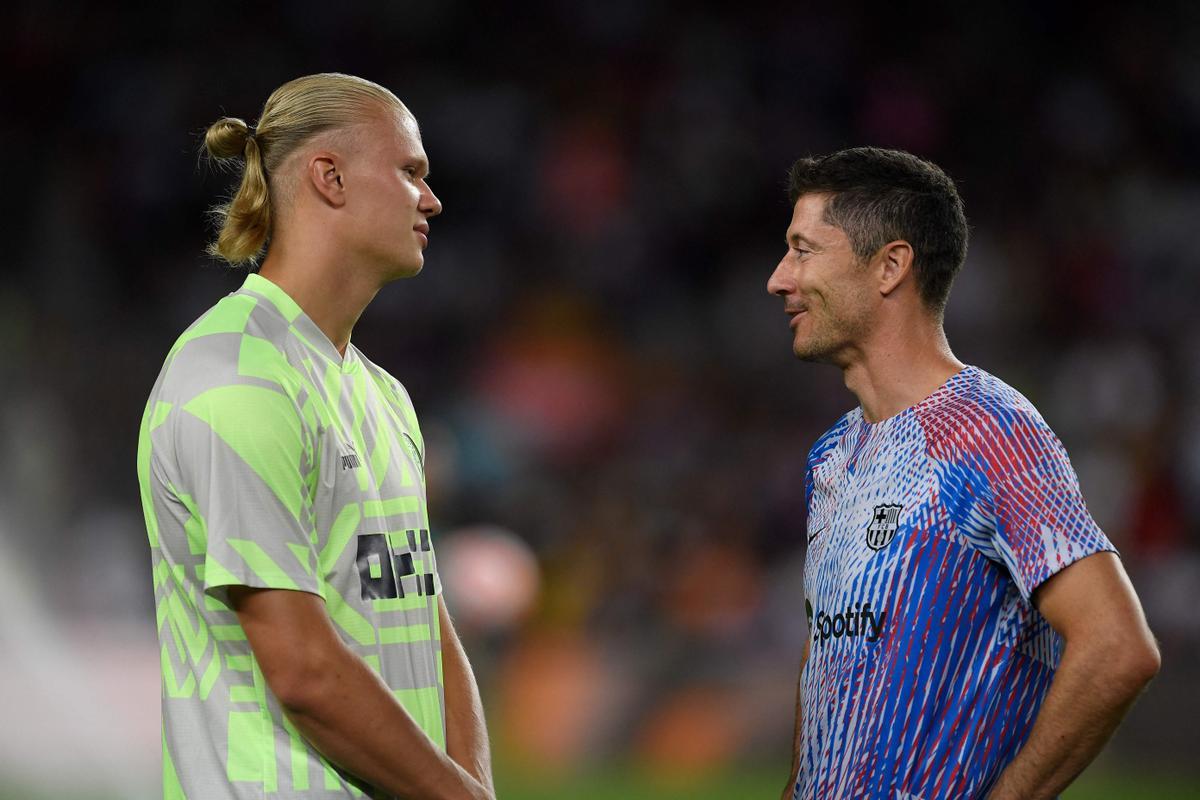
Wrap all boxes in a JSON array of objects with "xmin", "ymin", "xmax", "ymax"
[
  {"xmin": 781, "ymin": 675, "xmax": 802, "ymax": 800},
  {"xmin": 282, "ymin": 641, "xmax": 491, "ymax": 800},
  {"xmin": 231, "ymin": 587, "xmax": 491, "ymax": 800},
  {"xmin": 781, "ymin": 640, "xmax": 809, "ymax": 800},
  {"xmin": 439, "ymin": 599, "xmax": 494, "ymax": 791},
  {"xmin": 986, "ymin": 637, "xmax": 1157, "ymax": 799}
]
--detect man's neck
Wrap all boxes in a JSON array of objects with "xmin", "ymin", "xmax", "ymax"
[
  {"xmin": 841, "ymin": 321, "xmax": 964, "ymax": 424},
  {"xmin": 258, "ymin": 242, "xmax": 381, "ymax": 358}
]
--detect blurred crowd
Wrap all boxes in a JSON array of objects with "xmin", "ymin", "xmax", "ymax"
[{"xmin": 2, "ymin": 1, "xmax": 1198, "ymax": 794}]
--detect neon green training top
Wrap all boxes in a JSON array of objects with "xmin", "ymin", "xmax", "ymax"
[{"xmin": 138, "ymin": 273, "xmax": 444, "ymax": 799}]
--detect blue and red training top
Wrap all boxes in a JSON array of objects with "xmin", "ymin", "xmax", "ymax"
[{"xmin": 794, "ymin": 365, "xmax": 1114, "ymax": 800}]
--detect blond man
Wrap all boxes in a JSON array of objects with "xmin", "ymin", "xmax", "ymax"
[{"xmin": 138, "ymin": 73, "xmax": 492, "ymax": 800}]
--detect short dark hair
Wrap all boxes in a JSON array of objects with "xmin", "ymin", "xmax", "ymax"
[{"xmin": 787, "ymin": 147, "xmax": 968, "ymax": 315}]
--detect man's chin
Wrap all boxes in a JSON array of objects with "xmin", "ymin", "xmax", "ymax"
[
  {"xmin": 792, "ymin": 337, "xmax": 834, "ymax": 364},
  {"xmin": 387, "ymin": 256, "xmax": 424, "ymax": 281}
]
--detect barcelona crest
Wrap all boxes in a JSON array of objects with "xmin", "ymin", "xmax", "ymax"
[{"xmin": 866, "ymin": 504, "xmax": 903, "ymax": 551}]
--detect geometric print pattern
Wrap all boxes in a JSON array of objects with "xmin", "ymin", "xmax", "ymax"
[
  {"xmin": 794, "ymin": 366, "xmax": 1114, "ymax": 799},
  {"xmin": 138, "ymin": 273, "xmax": 443, "ymax": 799}
]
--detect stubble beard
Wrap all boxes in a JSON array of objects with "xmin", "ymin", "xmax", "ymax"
[
  {"xmin": 793, "ymin": 324, "xmax": 844, "ymax": 364},
  {"xmin": 792, "ymin": 299, "xmax": 872, "ymax": 366}
]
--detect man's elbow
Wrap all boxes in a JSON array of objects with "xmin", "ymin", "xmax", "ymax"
[
  {"xmin": 1106, "ymin": 631, "xmax": 1161, "ymax": 696},
  {"xmin": 262, "ymin": 647, "xmax": 343, "ymax": 716},
  {"xmin": 1125, "ymin": 637, "xmax": 1161, "ymax": 689}
]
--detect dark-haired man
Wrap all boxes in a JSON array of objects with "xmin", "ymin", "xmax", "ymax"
[{"xmin": 769, "ymin": 147, "xmax": 1158, "ymax": 800}]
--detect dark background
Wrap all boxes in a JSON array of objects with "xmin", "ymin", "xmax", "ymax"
[{"xmin": 1, "ymin": 2, "xmax": 1198, "ymax": 797}]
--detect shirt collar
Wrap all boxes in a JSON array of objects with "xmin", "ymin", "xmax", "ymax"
[{"xmin": 239, "ymin": 272, "xmax": 351, "ymax": 368}]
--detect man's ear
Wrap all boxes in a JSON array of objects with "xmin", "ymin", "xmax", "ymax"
[
  {"xmin": 877, "ymin": 240, "xmax": 914, "ymax": 297},
  {"xmin": 307, "ymin": 153, "xmax": 346, "ymax": 208}
]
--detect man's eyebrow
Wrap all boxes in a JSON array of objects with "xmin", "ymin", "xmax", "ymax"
[
  {"xmin": 788, "ymin": 231, "xmax": 816, "ymax": 246},
  {"xmin": 408, "ymin": 156, "xmax": 430, "ymax": 176}
]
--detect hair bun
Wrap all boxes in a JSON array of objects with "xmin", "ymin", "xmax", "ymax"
[{"xmin": 204, "ymin": 117, "xmax": 252, "ymax": 159}]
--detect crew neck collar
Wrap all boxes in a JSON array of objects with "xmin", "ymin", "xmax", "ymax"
[
  {"xmin": 239, "ymin": 272, "xmax": 354, "ymax": 369},
  {"xmin": 857, "ymin": 365, "xmax": 974, "ymax": 427}
]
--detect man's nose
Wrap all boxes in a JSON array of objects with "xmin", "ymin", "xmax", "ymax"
[
  {"xmin": 422, "ymin": 187, "xmax": 443, "ymax": 217},
  {"xmin": 767, "ymin": 260, "xmax": 792, "ymax": 297}
]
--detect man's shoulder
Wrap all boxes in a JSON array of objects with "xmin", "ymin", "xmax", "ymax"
[
  {"xmin": 808, "ymin": 410, "xmax": 857, "ymax": 468},
  {"xmin": 916, "ymin": 366, "xmax": 1052, "ymax": 457},
  {"xmin": 167, "ymin": 290, "xmax": 254, "ymax": 352},
  {"xmin": 155, "ymin": 290, "xmax": 303, "ymax": 408}
]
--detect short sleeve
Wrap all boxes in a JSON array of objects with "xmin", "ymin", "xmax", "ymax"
[
  {"xmin": 174, "ymin": 382, "xmax": 323, "ymax": 602},
  {"xmin": 979, "ymin": 407, "xmax": 1116, "ymax": 600}
]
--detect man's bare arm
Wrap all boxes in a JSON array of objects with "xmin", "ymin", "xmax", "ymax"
[
  {"xmin": 986, "ymin": 552, "xmax": 1159, "ymax": 800},
  {"xmin": 230, "ymin": 586, "xmax": 493, "ymax": 800},
  {"xmin": 438, "ymin": 598, "xmax": 493, "ymax": 792},
  {"xmin": 781, "ymin": 639, "xmax": 810, "ymax": 800}
]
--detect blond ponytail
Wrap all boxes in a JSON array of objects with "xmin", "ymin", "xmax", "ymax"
[
  {"xmin": 202, "ymin": 73, "xmax": 408, "ymax": 267},
  {"xmin": 204, "ymin": 118, "xmax": 271, "ymax": 265}
]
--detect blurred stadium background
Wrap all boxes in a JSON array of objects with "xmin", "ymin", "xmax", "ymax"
[{"xmin": 2, "ymin": 2, "xmax": 1199, "ymax": 798}]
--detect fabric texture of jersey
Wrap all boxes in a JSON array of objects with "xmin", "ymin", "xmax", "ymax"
[
  {"xmin": 138, "ymin": 273, "xmax": 444, "ymax": 799},
  {"xmin": 793, "ymin": 366, "xmax": 1115, "ymax": 800}
]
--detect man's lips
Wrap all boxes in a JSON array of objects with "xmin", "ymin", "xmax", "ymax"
[
  {"xmin": 414, "ymin": 223, "xmax": 430, "ymax": 248},
  {"xmin": 787, "ymin": 308, "xmax": 808, "ymax": 328}
]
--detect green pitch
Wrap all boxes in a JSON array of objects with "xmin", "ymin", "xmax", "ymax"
[
  {"xmin": 3, "ymin": 764, "xmax": 1196, "ymax": 799},
  {"xmin": 493, "ymin": 765, "xmax": 1200, "ymax": 800}
]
